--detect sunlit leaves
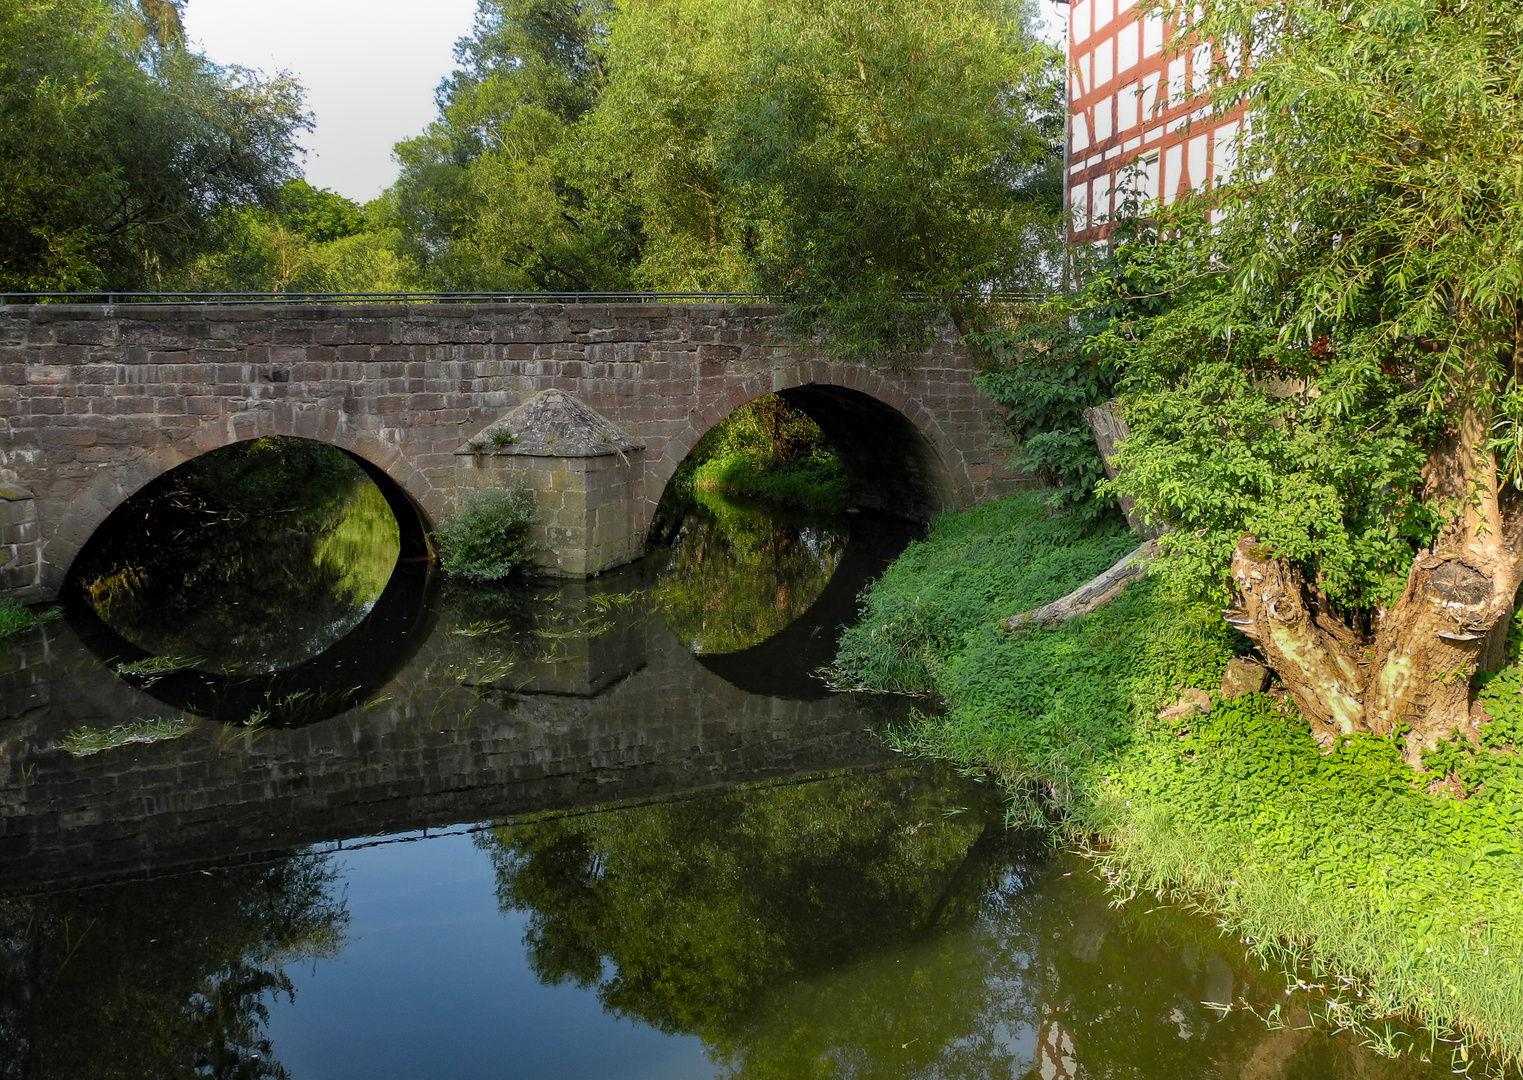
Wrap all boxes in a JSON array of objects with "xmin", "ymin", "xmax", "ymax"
[{"xmin": 0, "ymin": 0, "xmax": 308, "ymax": 290}]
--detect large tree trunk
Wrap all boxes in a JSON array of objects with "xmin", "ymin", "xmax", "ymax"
[{"xmin": 1228, "ymin": 392, "xmax": 1523, "ymax": 767}]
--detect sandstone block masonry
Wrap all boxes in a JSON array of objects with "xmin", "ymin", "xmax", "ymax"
[{"xmin": 0, "ymin": 301, "xmax": 1027, "ymax": 601}]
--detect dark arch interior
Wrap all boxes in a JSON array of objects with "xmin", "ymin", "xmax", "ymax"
[
  {"xmin": 773, "ymin": 384, "xmax": 954, "ymax": 520},
  {"xmin": 64, "ymin": 437, "xmax": 437, "ymax": 726}
]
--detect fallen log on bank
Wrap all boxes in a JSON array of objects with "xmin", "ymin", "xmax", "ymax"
[{"xmin": 998, "ymin": 538, "xmax": 1160, "ymax": 632}]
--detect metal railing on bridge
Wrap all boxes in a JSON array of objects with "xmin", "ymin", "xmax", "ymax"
[
  {"xmin": 0, "ymin": 291, "xmax": 785, "ymax": 307},
  {"xmin": 0, "ymin": 290, "xmax": 1046, "ymax": 308}
]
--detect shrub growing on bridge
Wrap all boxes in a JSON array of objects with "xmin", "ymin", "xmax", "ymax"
[{"xmin": 433, "ymin": 485, "xmax": 537, "ymax": 582}]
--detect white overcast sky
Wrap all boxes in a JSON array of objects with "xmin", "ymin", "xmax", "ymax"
[{"xmin": 184, "ymin": 0, "xmax": 1068, "ymax": 206}]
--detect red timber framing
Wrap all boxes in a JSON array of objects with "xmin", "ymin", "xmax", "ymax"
[{"xmin": 1059, "ymin": 0, "xmax": 1246, "ymax": 244}]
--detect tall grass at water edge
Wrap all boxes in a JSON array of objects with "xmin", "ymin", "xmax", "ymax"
[
  {"xmin": 830, "ymin": 490, "xmax": 1523, "ymax": 1072},
  {"xmin": 0, "ymin": 599, "xmax": 59, "ymax": 640}
]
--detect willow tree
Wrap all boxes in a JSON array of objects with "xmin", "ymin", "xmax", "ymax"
[
  {"xmin": 719, "ymin": 0, "xmax": 1065, "ymax": 359},
  {"xmin": 1108, "ymin": 0, "xmax": 1523, "ymax": 762}
]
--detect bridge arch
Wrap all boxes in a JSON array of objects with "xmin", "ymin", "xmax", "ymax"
[
  {"xmin": 45, "ymin": 410, "xmax": 434, "ymax": 596},
  {"xmin": 648, "ymin": 374, "xmax": 970, "ymax": 523}
]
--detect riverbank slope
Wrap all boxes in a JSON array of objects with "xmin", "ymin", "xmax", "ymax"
[{"xmin": 831, "ymin": 491, "xmax": 1523, "ymax": 1072}]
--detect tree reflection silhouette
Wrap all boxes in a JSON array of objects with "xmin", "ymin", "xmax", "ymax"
[
  {"xmin": 0, "ymin": 855, "xmax": 347, "ymax": 1080},
  {"xmin": 653, "ymin": 491, "xmax": 847, "ymax": 655},
  {"xmin": 480, "ymin": 769, "xmax": 1450, "ymax": 1080}
]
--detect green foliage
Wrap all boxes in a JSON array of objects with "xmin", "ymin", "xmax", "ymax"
[
  {"xmin": 1090, "ymin": 0, "xmax": 1523, "ymax": 610},
  {"xmin": 1060, "ymin": 208, "xmax": 1441, "ymax": 610},
  {"xmin": 0, "ymin": 600, "xmax": 59, "ymax": 641},
  {"xmin": 433, "ymin": 484, "xmax": 537, "ymax": 582},
  {"xmin": 840, "ymin": 491, "xmax": 1523, "ymax": 1060},
  {"xmin": 718, "ymin": 0, "xmax": 1065, "ymax": 359},
  {"xmin": 182, "ymin": 179, "xmax": 420, "ymax": 292},
  {"xmin": 832, "ymin": 491, "xmax": 1236, "ymax": 812},
  {"xmin": 387, "ymin": 0, "xmax": 1063, "ymax": 354},
  {"xmin": 0, "ymin": 0, "xmax": 308, "ymax": 290},
  {"xmin": 1173, "ymin": 0, "xmax": 1523, "ymax": 422},
  {"xmin": 60, "ymin": 715, "xmax": 195, "ymax": 757},
  {"xmin": 1089, "ymin": 692, "xmax": 1523, "ymax": 1067},
  {"xmin": 831, "ymin": 492, "xmax": 1142, "ymax": 694},
  {"xmin": 388, "ymin": 0, "xmax": 631, "ymax": 291},
  {"xmin": 665, "ymin": 394, "xmax": 848, "ymax": 515}
]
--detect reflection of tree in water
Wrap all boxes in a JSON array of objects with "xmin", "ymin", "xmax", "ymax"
[
  {"xmin": 654, "ymin": 491, "xmax": 847, "ymax": 654},
  {"xmin": 481, "ymin": 767, "xmax": 1448, "ymax": 1080},
  {"xmin": 479, "ymin": 767, "xmax": 1041, "ymax": 1078},
  {"xmin": 996, "ymin": 862, "xmax": 1449, "ymax": 1080},
  {"xmin": 0, "ymin": 855, "xmax": 347, "ymax": 1080},
  {"xmin": 73, "ymin": 437, "xmax": 400, "ymax": 674}
]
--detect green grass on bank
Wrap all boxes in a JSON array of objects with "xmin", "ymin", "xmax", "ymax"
[
  {"xmin": 0, "ymin": 599, "xmax": 59, "ymax": 641},
  {"xmin": 831, "ymin": 490, "xmax": 1523, "ymax": 1070},
  {"xmin": 688, "ymin": 451, "xmax": 849, "ymax": 514}
]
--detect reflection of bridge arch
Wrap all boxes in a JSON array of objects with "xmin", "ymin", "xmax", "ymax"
[
  {"xmin": 651, "ymin": 379, "xmax": 965, "ymax": 522},
  {"xmin": 51, "ymin": 416, "xmax": 433, "ymax": 589}
]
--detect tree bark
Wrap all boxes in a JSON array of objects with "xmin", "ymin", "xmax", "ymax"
[
  {"xmin": 1083, "ymin": 401, "xmax": 1166, "ymax": 539},
  {"xmin": 1227, "ymin": 382, "xmax": 1523, "ymax": 766},
  {"xmin": 1000, "ymin": 539, "xmax": 1159, "ymax": 632}
]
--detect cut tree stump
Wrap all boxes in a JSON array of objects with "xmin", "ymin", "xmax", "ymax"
[{"xmin": 999, "ymin": 538, "xmax": 1160, "ymax": 632}]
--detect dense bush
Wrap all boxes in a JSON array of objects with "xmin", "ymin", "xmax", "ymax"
[{"xmin": 433, "ymin": 485, "xmax": 537, "ymax": 582}]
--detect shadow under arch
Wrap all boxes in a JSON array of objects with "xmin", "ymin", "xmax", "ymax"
[
  {"xmin": 693, "ymin": 515, "xmax": 923, "ymax": 700},
  {"xmin": 65, "ymin": 560, "xmax": 441, "ymax": 726},
  {"xmin": 45, "ymin": 415, "xmax": 439, "ymax": 596},
  {"xmin": 772, "ymin": 384, "xmax": 958, "ymax": 521}
]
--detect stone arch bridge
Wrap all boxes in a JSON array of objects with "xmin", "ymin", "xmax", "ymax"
[{"xmin": 0, "ymin": 300, "xmax": 1025, "ymax": 602}]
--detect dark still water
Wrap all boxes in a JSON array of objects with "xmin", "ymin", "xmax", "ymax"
[{"xmin": 0, "ymin": 445, "xmax": 1448, "ymax": 1079}]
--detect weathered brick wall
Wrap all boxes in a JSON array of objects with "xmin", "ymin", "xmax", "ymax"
[{"xmin": 0, "ymin": 302, "xmax": 1026, "ymax": 601}]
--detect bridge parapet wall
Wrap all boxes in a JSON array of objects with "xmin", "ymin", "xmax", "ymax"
[{"xmin": 0, "ymin": 302, "xmax": 1026, "ymax": 601}]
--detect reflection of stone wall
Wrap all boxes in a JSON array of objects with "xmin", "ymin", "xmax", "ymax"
[{"xmin": 0, "ymin": 600, "xmax": 899, "ymax": 893}]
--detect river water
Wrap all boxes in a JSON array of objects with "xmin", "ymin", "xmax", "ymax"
[{"xmin": 0, "ymin": 441, "xmax": 1452, "ymax": 1078}]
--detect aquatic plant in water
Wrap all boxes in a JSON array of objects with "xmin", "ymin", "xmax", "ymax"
[
  {"xmin": 113, "ymin": 654, "xmax": 203, "ymax": 686},
  {"xmin": 0, "ymin": 599, "xmax": 60, "ymax": 640},
  {"xmin": 62, "ymin": 716, "xmax": 196, "ymax": 757}
]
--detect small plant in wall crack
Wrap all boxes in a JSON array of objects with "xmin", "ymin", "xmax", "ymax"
[
  {"xmin": 432, "ymin": 482, "xmax": 537, "ymax": 582},
  {"xmin": 489, "ymin": 429, "xmax": 518, "ymax": 448}
]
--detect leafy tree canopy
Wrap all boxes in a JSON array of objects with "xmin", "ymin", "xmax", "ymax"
[
  {"xmin": 718, "ymin": 0, "xmax": 1065, "ymax": 357},
  {"xmin": 0, "ymin": 0, "xmax": 309, "ymax": 291},
  {"xmin": 387, "ymin": 0, "xmax": 1064, "ymax": 357},
  {"xmin": 180, "ymin": 180, "xmax": 420, "ymax": 293}
]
